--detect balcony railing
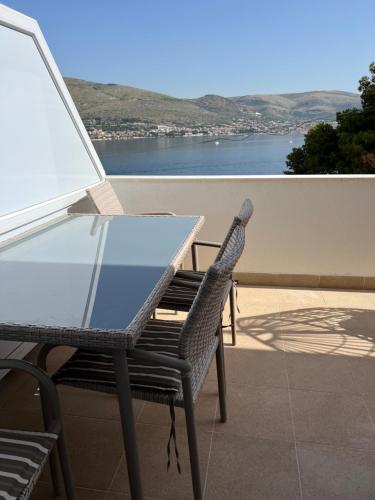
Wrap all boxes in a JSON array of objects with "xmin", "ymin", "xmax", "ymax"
[{"xmin": 108, "ymin": 174, "xmax": 375, "ymax": 289}]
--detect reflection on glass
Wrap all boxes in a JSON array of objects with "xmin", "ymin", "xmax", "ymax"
[
  {"xmin": 0, "ymin": 24, "xmax": 101, "ymax": 217},
  {"xmin": 0, "ymin": 215, "xmax": 199, "ymax": 331}
]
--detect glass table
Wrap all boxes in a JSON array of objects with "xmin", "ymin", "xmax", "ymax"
[{"xmin": 0, "ymin": 213, "xmax": 204, "ymax": 500}]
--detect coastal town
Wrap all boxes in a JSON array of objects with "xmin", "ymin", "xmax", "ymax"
[{"xmin": 85, "ymin": 118, "xmax": 320, "ymax": 141}]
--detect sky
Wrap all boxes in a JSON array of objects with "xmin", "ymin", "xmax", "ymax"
[{"xmin": 3, "ymin": 0, "xmax": 375, "ymax": 98}]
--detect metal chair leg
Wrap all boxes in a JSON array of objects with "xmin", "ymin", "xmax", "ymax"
[
  {"xmin": 192, "ymin": 244, "xmax": 199, "ymax": 271},
  {"xmin": 37, "ymin": 344, "xmax": 61, "ymax": 495},
  {"xmin": 216, "ymin": 340, "xmax": 227, "ymax": 423},
  {"xmin": 40, "ymin": 391, "xmax": 62, "ymax": 495},
  {"xmin": 56, "ymin": 429, "xmax": 76, "ymax": 500},
  {"xmin": 182, "ymin": 373, "xmax": 203, "ymax": 500},
  {"xmin": 113, "ymin": 351, "xmax": 144, "ymax": 500},
  {"xmin": 217, "ymin": 325, "xmax": 227, "ymax": 391},
  {"xmin": 229, "ymin": 284, "xmax": 237, "ymax": 346}
]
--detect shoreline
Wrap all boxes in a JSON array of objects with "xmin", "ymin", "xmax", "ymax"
[{"xmin": 91, "ymin": 131, "xmax": 303, "ymax": 143}]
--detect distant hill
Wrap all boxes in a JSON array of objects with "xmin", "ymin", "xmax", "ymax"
[
  {"xmin": 230, "ymin": 91, "xmax": 361, "ymax": 121},
  {"xmin": 64, "ymin": 77, "xmax": 361, "ymax": 125}
]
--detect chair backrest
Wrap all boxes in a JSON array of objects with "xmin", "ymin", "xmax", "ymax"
[
  {"xmin": 86, "ymin": 181, "xmax": 125, "ymax": 215},
  {"xmin": 215, "ymin": 198, "xmax": 253, "ymax": 262},
  {"xmin": 179, "ymin": 223, "xmax": 246, "ymax": 362}
]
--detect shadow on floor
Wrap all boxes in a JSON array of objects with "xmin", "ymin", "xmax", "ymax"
[{"xmin": 236, "ymin": 307, "xmax": 375, "ymax": 357}]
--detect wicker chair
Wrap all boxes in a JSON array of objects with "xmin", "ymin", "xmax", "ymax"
[
  {"xmin": 86, "ymin": 180, "xmax": 175, "ymax": 216},
  {"xmin": 157, "ymin": 199, "xmax": 253, "ymax": 346},
  {"xmin": 0, "ymin": 360, "xmax": 75, "ymax": 500},
  {"xmin": 42, "ymin": 222, "xmax": 246, "ymax": 500}
]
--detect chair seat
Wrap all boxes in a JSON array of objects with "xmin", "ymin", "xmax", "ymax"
[
  {"xmin": 53, "ymin": 318, "xmax": 218, "ymax": 407},
  {"xmin": 0, "ymin": 428, "xmax": 57, "ymax": 500},
  {"xmin": 158, "ymin": 284, "xmax": 198, "ymax": 311},
  {"xmin": 54, "ymin": 319, "xmax": 184, "ymax": 395},
  {"xmin": 174, "ymin": 270, "xmax": 205, "ymax": 283},
  {"xmin": 158, "ymin": 270, "xmax": 205, "ymax": 310},
  {"xmin": 159, "ymin": 270, "xmax": 233, "ymax": 313}
]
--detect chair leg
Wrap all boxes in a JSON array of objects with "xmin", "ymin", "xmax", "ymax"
[
  {"xmin": 41, "ymin": 395, "xmax": 61, "ymax": 495},
  {"xmin": 191, "ymin": 244, "xmax": 199, "ymax": 271},
  {"xmin": 182, "ymin": 373, "xmax": 203, "ymax": 500},
  {"xmin": 56, "ymin": 429, "xmax": 77, "ymax": 500},
  {"xmin": 229, "ymin": 284, "xmax": 237, "ymax": 346},
  {"xmin": 37, "ymin": 345, "xmax": 61, "ymax": 496},
  {"xmin": 113, "ymin": 351, "xmax": 144, "ymax": 500},
  {"xmin": 218, "ymin": 325, "xmax": 227, "ymax": 391},
  {"xmin": 216, "ymin": 337, "xmax": 227, "ymax": 423}
]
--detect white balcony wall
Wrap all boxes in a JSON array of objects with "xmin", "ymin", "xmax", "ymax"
[{"xmin": 109, "ymin": 175, "xmax": 375, "ymax": 278}]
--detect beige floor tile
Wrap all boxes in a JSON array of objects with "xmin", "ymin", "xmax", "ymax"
[
  {"xmin": 4, "ymin": 286, "xmax": 375, "ymax": 499},
  {"xmin": 0, "ymin": 376, "xmax": 47, "ymax": 413},
  {"xmin": 0, "ymin": 407, "xmax": 43, "ymax": 430},
  {"xmin": 235, "ymin": 314, "xmax": 285, "ymax": 351},
  {"xmin": 237, "ymin": 285, "xmax": 283, "ymax": 303},
  {"xmin": 224, "ymin": 331, "xmax": 284, "ymax": 352},
  {"xmin": 278, "ymin": 288, "xmax": 325, "ymax": 309},
  {"xmin": 339, "ymin": 309, "xmax": 375, "ymax": 333},
  {"xmin": 214, "ymin": 384, "xmax": 294, "ymax": 442},
  {"xmin": 236, "ymin": 298, "xmax": 281, "ymax": 316},
  {"xmin": 58, "ymin": 386, "xmax": 144, "ymax": 421},
  {"xmin": 362, "ymin": 394, "xmax": 375, "ymax": 425},
  {"xmin": 105, "ymin": 494, "xmax": 132, "ymax": 500},
  {"xmin": 277, "ymin": 306, "xmax": 347, "ymax": 332},
  {"xmin": 205, "ymin": 361, "xmax": 217, "ymax": 381},
  {"xmin": 224, "ymin": 348, "xmax": 288, "ymax": 388},
  {"xmin": 62, "ymin": 415, "xmax": 124, "ymax": 491},
  {"xmin": 238, "ymin": 303, "xmax": 281, "ymax": 317},
  {"xmin": 282, "ymin": 330, "xmax": 375, "ymax": 357},
  {"xmin": 205, "ymin": 433, "xmax": 301, "ymax": 500},
  {"xmin": 0, "ymin": 368, "xmax": 29, "ymax": 406},
  {"xmin": 321, "ymin": 290, "xmax": 375, "ymax": 309},
  {"xmin": 291, "ymin": 390, "xmax": 375, "ymax": 450},
  {"xmin": 235, "ymin": 293, "xmax": 279, "ymax": 311},
  {"xmin": 30, "ymin": 482, "xmax": 108, "ymax": 500},
  {"xmin": 105, "ymin": 494, "xmax": 133, "ymax": 500},
  {"xmin": 286, "ymin": 353, "xmax": 358, "ymax": 393},
  {"xmin": 107, "ymin": 494, "xmax": 161, "ymax": 500},
  {"xmin": 297, "ymin": 442, "xmax": 375, "ymax": 500},
  {"xmin": 30, "ymin": 483, "xmax": 135, "ymax": 500},
  {"xmin": 109, "ymin": 423, "xmax": 211, "ymax": 500},
  {"xmin": 0, "ymin": 372, "xmax": 143, "ymax": 421},
  {"xmin": 351, "ymin": 358, "xmax": 375, "ymax": 394}
]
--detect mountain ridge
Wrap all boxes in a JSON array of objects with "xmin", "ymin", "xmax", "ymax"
[{"xmin": 64, "ymin": 77, "xmax": 361, "ymax": 125}]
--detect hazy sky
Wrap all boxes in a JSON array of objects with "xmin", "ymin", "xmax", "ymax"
[{"xmin": 4, "ymin": 0, "xmax": 375, "ymax": 97}]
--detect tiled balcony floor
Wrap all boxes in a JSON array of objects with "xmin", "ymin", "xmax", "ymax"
[{"xmin": 2, "ymin": 286, "xmax": 375, "ymax": 499}]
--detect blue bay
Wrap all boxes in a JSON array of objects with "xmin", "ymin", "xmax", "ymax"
[{"xmin": 94, "ymin": 133, "xmax": 305, "ymax": 176}]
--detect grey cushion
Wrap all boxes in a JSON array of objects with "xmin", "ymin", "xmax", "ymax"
[
  {"xmin": 0, "ymin": 428, "xmax": 57, "ymax": 500},
  {"xmin": 158, "ymin": 270, "xmax": 205, "ymax": 310},
  {"xmin": 53, "ymin": 319, "xmax": 184, "ymax": 394},
  {"xmin": 174, "ymin": 270, "xmax": 205, "ymax": 283},
  {"xmin": 159, "ymin": 284, "xmax": 198, "ymax": 310}
]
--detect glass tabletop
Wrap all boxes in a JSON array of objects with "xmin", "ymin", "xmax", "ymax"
[{"xmin": 0, "ymin": 214, "xmax": 202, "ymax": 334}]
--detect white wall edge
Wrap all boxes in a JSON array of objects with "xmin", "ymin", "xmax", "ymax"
[{"xmin": 108, "ymin": 174, "xmax": 375, "ymax": 181}]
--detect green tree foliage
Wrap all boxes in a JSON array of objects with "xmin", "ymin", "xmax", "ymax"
[
  {"xmin": 359, "ymin": 62, "xmax": 375, "ymax": 111},
  {"xmin": 285, "ymin": 62, "xmax": 375, "ymax": 174}
]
